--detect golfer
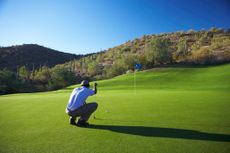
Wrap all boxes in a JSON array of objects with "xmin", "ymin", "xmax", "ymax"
[{"xmin": 66, "ymin": 80, "xmax": 98, "ymax": 126}]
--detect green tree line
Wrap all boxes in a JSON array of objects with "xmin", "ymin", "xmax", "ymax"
[{"xmin": 0, "ymin": 65, "xmax": 79, "ymax": 94}]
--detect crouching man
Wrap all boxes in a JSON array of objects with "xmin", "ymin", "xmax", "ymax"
[{"xmin": 66, "ymin": 80, "xmax": 98, "ymax": 126}]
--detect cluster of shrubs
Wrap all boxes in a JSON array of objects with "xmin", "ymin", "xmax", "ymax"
[{"xmin": 0, "ymin": 65, "xmax": 82, "ymax": 94}]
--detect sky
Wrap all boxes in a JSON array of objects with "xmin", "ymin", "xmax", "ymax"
[{"xmin": 0, "ymin": 0, "xmax": 230, "ymax": 54}]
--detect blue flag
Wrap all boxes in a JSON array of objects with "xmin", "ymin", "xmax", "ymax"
[{"xmin": 134, "ymin": 63, "xmax": 142, "ymax": 70}]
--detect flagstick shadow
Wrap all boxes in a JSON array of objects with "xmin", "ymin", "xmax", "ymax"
[{"xmin": 86, "ymin": 124, "xmax": 230, "ymax": 142}]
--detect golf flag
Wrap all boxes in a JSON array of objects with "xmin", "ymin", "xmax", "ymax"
[{"xmin": 134, "ymin": 63, "xmax": 142, "ymax": 70}]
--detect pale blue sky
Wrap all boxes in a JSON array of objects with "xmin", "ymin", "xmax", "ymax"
[{"xmin": 0, "ymin": 0, "xmax": 230, "ymax": 54}]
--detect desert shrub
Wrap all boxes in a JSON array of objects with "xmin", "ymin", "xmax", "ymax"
[
  {"xmin": 122, "ymin": 46, "xmax": 131, "ymax": 52},
  {"xmin": 211, "ymin": 36, "xmax": 230, "ymax": 49},
  {"xmin": 94, "ymin": 75, "xmax": 104, "ymax": 80},
  {"xmin": 173, "ymin": 38, "xmax": 188, "ymax": 62},
  {"xmin": 105, "ymin": 59, "xmax": 127, "ymax": 78},
  {"xmin": 126, "ymin": 70, "xmax": 134, "ymax": 74},
  {"xmin": 150, "ymin": 37, "xmax": 172, "ymax": 64},
  {"xmin": 190, "ymin": 47, "xmax": 216, "ymax": 64}
]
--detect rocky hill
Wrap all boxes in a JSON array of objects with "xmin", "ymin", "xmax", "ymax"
[{"xmin": 62, "ymin": 28, "xmax": 230, "ymax": 79}]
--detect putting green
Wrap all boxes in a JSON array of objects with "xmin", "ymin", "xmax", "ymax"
[{"xmin": 0, "ymin": 64, "xmax": 230, "ymax": 153}]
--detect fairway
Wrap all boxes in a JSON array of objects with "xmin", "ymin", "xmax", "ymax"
[{"xmin": 0, "ymin": 64, "xmax": 230, "ymax": 153}]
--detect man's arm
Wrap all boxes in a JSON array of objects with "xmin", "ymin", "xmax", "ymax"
[{"xmin": 94, "ymin": 83, "xmax": 97, "ymax": 94}]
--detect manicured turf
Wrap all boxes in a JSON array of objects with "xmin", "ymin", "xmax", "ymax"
[{"xmin": 0, "ymin": 64, "xmax": 230, "ymax": 153}]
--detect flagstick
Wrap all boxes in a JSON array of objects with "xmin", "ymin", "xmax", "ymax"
[{"xmin": 134, "ymin": 70, "xmax": 136, "ymax": 95}]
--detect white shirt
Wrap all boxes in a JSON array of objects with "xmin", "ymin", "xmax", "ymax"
[{"xmin": 66, "ymin": 86, "xmax": 95, "ymax": 112}]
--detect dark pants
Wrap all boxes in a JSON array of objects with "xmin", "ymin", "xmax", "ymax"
[{"xmin": 68, "ymin": 102, "xmax": 98, "ymax": 121}]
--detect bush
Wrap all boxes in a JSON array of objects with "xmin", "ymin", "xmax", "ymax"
[
  {"xmin": 174, "ymin": 38, "xmax": 188, "ymax": 62},
  {"xmin": 126, "ymin": 70, "xmax": 134, "ymax": 74},
  {"xmin": 49, "ymin": 66, "xmax": 76, "ymax": 90},
  {"xmin": 105, "ymin": 60, "xmax": 127, "ymax": 78},
  {"xmin": 211, "ymin": 36, "xmax": 230, "ymax": 49},
  {"xmin": 122, "ymin": 47, "xmax": 131, "ymax": 52},
  {"xmin": 34, "ymin": 66, "xmax": 51, "ymax": 84},
  {"xmin": 190, "ymin": 47, "xmax": 216, "ymax": 64},
  {"xmin": 0, "ymin": 69, "xmax": 20, "ymax": 94},
  {"xmin": 88, "ymin": 61, "xmax": 100, "ymax": 76},
  {"xmin": 150, "ymin": 37, "xmax": 172, "ymax": 64}
]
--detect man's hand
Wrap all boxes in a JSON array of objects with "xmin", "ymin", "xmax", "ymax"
[{"xmin": 94, "ymin": 83, "xmax": 97, "ymax": 94}]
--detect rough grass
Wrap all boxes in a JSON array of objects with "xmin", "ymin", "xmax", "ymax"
[{"xmin": 0, "ymin": 64, "xmax": 230, "ymax": 153}]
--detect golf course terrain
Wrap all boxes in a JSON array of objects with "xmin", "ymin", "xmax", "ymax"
[{"xmin": 0, "ymin": 64, "xmax": 230, "ymax": 153}]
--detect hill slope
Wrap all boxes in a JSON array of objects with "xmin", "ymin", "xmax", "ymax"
[
  {"xmin": 96, "ymin": 64, "xmax": 230, "ymax": 90},
  {"xmin": 0, "ymin": 44, "xmax": 81, "ymax": 71},
  {"xmin": 60, "ymin": 29, "xmax": 230, "ymax": 80}
]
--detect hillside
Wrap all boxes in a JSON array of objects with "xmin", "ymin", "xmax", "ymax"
[
  {"xmin": 0, "ymin": 64, "xmax": 229, "ymax": 153},
  {"xmin": 0, "ymin": 44, "xmax": 82, "ymax": 71},
  {"xmin": 1, "ymin": 28, "xmax": 230, "ymax": 94},
  {"xmin": 62, "ymin": 28, "xmax": 230, "ymax": 80}
]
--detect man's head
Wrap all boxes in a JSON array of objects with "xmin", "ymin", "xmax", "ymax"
[{"xmin": 81, "ymin": 80, "xmax": 90, "ymax": 88}]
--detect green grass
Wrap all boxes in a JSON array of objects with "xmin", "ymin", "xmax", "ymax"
[{"xmin": 0, "ymin": 64, "xmax": 230, "ymax": 153}]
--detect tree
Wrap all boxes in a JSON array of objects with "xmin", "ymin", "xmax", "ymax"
[
  {"xmin": 150, "ymin": 37, "xmax": 172, "ymax": 64},
  {"xmin": 0, "ymin": 69, "xmax": 20, "ymax": 94},
  {"xmin": 138, "ymin": 54, "xmax": 147, "ymax": 69},
  {"xmin": 174, "ymin": 38, "xmax": 188, "ymax": 61},
  {"xmin": 18, "ymin": 66, "xmax": 30, "ymax": 80},
  {"xmin": 105, "ymin": 59, "xmax": 126, "ymax": 78},
  {"xmin": 123, "ymin": 53, "xmax": 137, "ymax": 70},
  {"xmin": 49, "ymin": 66, "xmax": 76, "ymax": 89},
  {"xmin": 81, "ymin": 58, "xmax": 88, "ymax": 73},
  {"xmin": 88, "ymin": 61, "xmax": 100, "ymax": 76},
  {"xmin": 34, "ymin": 66, "xmax": 51, "ymax": 84},
  {"xmin": 144, "ymin": 43, "xmax": 155, "ymax": 67},
  {"xmin": 199, "ymin": 32, "xmax": 210, "ymax": 45}
]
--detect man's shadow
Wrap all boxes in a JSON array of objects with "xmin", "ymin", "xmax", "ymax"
[{"xmin": 86, "ymin": 124, "xmax": 230, "ymax": 142}]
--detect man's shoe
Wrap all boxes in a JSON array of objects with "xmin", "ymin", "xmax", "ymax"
[
  {"xmin": 70, "ymin": 118, "xmax": 76, "ymax": 125},
  {"xmin": 77, "ymin": 119, "xmax": 89, "ymax": 127}
]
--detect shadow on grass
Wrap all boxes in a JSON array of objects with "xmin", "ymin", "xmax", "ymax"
[{"xmin": 86, "ymin": 124, "xmax": 230, "ymax": 142}]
